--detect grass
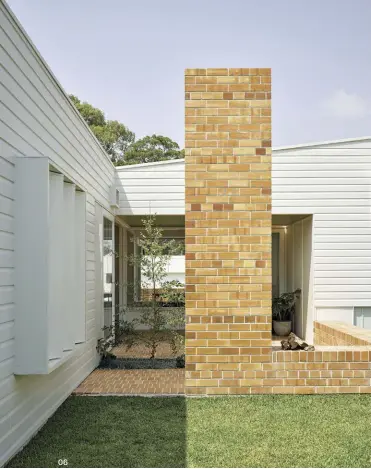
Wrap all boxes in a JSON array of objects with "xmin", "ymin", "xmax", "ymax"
[
  {"xmin": 7, "ymin": 397, "xmax": 186, "ymax": 468},
  {"xmin": 7, "ymin": 395, "xmax": 371, "ymax": 468},
  {"xmin": 188, "ymin": 395, "xmax": 371, "ymax": 468}
]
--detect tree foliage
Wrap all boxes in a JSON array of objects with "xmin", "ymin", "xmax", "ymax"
[
  {"xmin": 91, "ymin": 120, "xmax": 135, "ymax": 161},
  {"xmin": 69, "ymin": 95, "xmax": 183, "ymax": 166},
  {"xmin": 123, "ymin": 135, "xmax": 184, "ymax": 166},
  {"xmin": 69, "ymin": 95, "xmax": 105, "ymax": 127},
  {"xmin": 69, "ymin": 95, "xmax": 135, "ymax": 164}
]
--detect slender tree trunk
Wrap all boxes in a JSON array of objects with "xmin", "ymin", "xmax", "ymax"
[
  {"xmin": 150, "ymin": 254, "xmax": 159, "ymax": 361},
  {"xmin": 150, "ymin": 343, "xmax": 157, "ymax": 359}
]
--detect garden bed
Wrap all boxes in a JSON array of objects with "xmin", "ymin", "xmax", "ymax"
[{"xmin": 99, "ymin": 355, "xmax": 185, "ymax": 370}]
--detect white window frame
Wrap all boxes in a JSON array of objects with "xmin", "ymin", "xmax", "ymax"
[{"xmin": 95, "ymin": 205, "xmax": 115, "ymax": 339}]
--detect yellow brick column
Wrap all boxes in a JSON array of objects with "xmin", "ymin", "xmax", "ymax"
[{"xmin": 184, "ymin": 68, "xmax": 272, "ymax": 395}]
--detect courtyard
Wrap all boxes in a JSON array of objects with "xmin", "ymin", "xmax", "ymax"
[{"xmin": 2, "ymin": 0, "xmax": 371, "ymax": 465}]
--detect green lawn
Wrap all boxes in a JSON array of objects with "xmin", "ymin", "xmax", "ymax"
[{"xmin": 7, "ymin": 395, "xmax": 371, "ymax": 468}]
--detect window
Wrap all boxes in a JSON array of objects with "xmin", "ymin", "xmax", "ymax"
[{"xmin": 354, "ymin": 307, "xmax": 371, "ymax": 330}]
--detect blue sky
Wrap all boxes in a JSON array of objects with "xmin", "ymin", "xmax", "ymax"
[{"xmin": 7, "ymin": 0, "xmax": 371, "ymax": 148}]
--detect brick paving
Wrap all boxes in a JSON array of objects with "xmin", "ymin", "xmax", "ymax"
[
  {"xmin": 73, "ymin": 332, "xmax": 185, "ymax": 396},
  {"xmin": 74, "ymin": 369, "xmax": 185, "ymax": 395}
]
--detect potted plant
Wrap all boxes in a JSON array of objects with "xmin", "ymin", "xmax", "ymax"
[{"xmin": 272, "ymin": 289, "xmax": 301, "ymax": 336}]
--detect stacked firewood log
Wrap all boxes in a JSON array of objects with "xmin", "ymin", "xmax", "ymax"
[{"xmin": 281, "ymin": 332, "xmax": 315, "ymax": 351}]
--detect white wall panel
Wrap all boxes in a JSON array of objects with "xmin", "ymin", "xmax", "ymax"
[
  {"xmin": 15, "ymin": 163, "xmax": 88, "ymax": 371},
  {"xmin": 0, "ymin": 1, "xmax": 114, "ymax": 465},
  {"xmin": 115, "ymin": 160, "xmax": 185, "ymax": 215},
  {"xmin": 62, "ymin": 183, "xmax": 76, "ymax": 352},
  {"xmin": 316, "ymin": 307, "xmax": 353, "ymax": 324},
  {"xmin": 48, "ymin": 172, "xmax": 64, "ymax": 359},
  {"xmin": 14, "ymin": 158, "xmax": 49, "ymax": 374},
  {"xmin": 273, "ymin": 139, "xmax": 371, "ymax": 314}
]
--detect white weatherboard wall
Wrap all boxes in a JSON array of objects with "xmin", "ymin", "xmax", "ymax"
[
  {"xmin": 115, "ymin": 160, "xmax": 185, "ymax": 215},
  {"xmin": 116, "ymin": 138, "xmax": 371, "ymax": 332},
  {"xmin": 273, "ymin": 139, "xmax": 371, "ymax": 327},
  {"xmin": 0, "ymin": 1, "xmax": 115, "ymax": 464}
]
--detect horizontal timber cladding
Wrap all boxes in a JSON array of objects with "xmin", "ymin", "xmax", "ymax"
[
  {"xmin": 0, "ymin": 2, "xmax": 114, "ymax": 463},
  {"xmin": 184, "ymin": 68, "xmax": 272, "ymax": 395}
]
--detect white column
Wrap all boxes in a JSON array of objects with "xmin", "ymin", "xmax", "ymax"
[
  {"xmin": 15, "ymin": 157, "xmax": 49, "ymax": 373},
  {"xmin": 48, "ymin": 172, "xmax": 65, "ymax": 359},
  {"xmin": 74, "ymin": 190, "xmax": 86, "ymax": 344},
  {"xmin": 62, "ymin": 182, "xmax": 76, "ymax": 351}
]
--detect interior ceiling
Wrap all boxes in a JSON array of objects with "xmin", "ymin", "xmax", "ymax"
[
  {"xmin": 119, "ymin": 215, "xmax": 185, "ymax": 228},
  {"xmin": 272, "ymin": 214, "xmax": 311, "ymax": 226}
]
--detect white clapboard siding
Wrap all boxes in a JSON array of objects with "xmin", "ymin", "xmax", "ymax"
[
  {"xmin": 0, "ymin": 2, "xmax": 115, "ymax": 465},
  {"xmin": 115, "ymin": 160, "xmax": 185, "ymax": 215},
  {"xmin": 273, "ymin": 138, "xmax": 371, "ymax": 311},
  {"xmin": 0, "ymin": 7, "xmax": 113, "ymax": 206}
]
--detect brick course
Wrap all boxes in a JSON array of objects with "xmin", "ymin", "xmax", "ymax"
[
  {"xmin": 266, "ymin": 348, "xmax": 371, "ymax": 395},
  {"xmin": 314, "ymin": 321, "xmax": 371, "ymax": 346},
  {"xmin": 185, "ymin": 68, "xmax": 272, "ymax": 395}
]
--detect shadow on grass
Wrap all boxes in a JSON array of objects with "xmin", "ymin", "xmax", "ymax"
[{"xmin": 7, "ymin": 396, "xmax": 186, "ymax": 468}]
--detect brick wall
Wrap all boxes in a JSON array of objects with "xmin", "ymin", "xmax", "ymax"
[
  {"xmin": 184, "ymin": 68, "xmax": 272, "ymax": 395},
  {"xmin": 183, "ymin": 69, "xmax": 371, "ymax": 396},
  {"xmin": 315, "ymin": 321, "xmax": 371, "ymax": 346},
  {"xmin": 267, "ymin": 349, "xmax": 371, "ymax": 394}
]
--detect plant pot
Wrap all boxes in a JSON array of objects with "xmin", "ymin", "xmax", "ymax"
[{"xmin": 273, "ymin": 320, "xmax": 292, "ymax": 336}]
